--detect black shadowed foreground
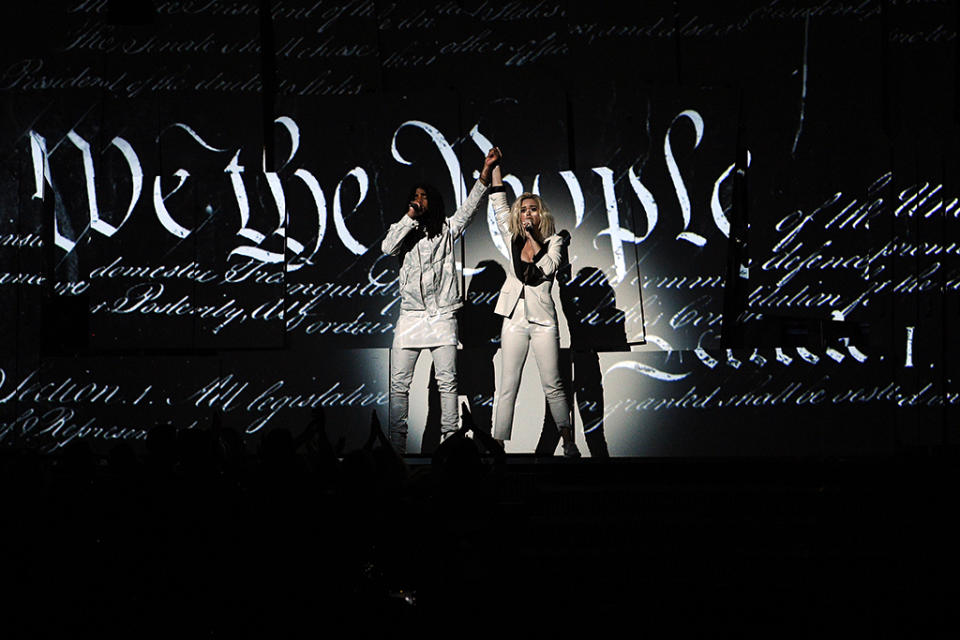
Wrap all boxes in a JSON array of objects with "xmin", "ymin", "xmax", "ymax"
[{"xmin": 2, "ymin": 412, "xmax": 957, "ymax": 636}]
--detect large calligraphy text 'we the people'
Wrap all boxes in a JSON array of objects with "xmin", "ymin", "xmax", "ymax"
[{"xmin": 28, "ymin": 110, "xmax": 741, "ymax": 284}]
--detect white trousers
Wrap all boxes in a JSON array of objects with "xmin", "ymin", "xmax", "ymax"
[
  {"xmin": 389, "ymin": 345, "xmax": 459, "ymax": 452},
  {"xmin": 494, "ymin": 303, "xmax": 571, "ymax": 440}
]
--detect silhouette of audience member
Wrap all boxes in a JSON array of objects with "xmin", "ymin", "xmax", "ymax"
[
  {"xmin": 145, "ymin": 421, "xmax": 178, "ymax": 474},
  {"xmin": 430, "ymin": 405, "xmax": 502, "ymax": 523}
]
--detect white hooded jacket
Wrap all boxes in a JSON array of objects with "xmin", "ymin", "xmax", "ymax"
[{"xmin": 381, "ymin": 179, "xmax": 489, "ymax": 316}]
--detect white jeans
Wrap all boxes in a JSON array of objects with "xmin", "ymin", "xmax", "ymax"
[
  {"xmin": 389, "ymin": 345, "xmax": 459, "ymax": 452},
  {"xmin": 494, "ymin": 303, "xmax": 571, "ymax": 440}
]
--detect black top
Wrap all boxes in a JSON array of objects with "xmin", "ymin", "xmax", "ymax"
[{"xmin": 512, "ymin": 234, "xmax": 549, "ymax": 287}]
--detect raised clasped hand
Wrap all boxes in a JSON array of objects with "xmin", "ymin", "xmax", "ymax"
[{"xmin": 485, "ymin": 146, "xmax": 502, "ymax": 168}]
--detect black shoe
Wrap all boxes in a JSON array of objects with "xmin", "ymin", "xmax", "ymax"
[{"xmin": 562, "ymin": 442, "xmax": 581, "ymax": 458}]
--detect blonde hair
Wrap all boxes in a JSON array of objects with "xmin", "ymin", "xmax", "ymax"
[{"xmin": 508, "ymin": 193, "xmax": 556, "ymax": 238}]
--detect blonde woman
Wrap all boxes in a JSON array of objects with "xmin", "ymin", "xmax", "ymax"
[{"xmin": 489, "ymin": 165, "xmax": 580, "ymax": 457}]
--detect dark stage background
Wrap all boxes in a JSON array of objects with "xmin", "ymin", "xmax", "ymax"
[{"xmin": 0, "ymin": 0, "xmax": 956, "ymax": 456}]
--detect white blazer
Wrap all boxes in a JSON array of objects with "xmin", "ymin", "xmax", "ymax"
[{"xmin": 490, "ymin": 191, "xmax": 565, "ymax": 326}]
